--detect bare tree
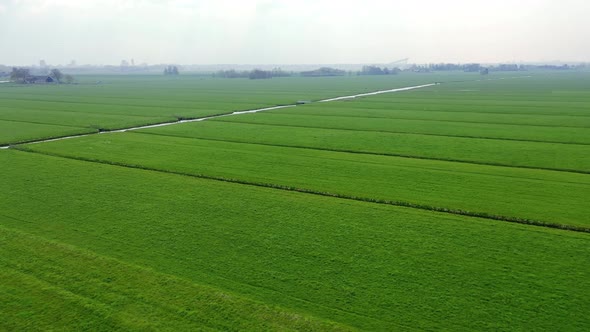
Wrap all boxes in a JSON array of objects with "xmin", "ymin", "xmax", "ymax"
[
  {"xmin": 64, "ymin": 74, "xmax": 75, "ymax": 84},
  {"xmin": 164, "ymin": 65, "xmax": 179, "ymax": 75},
  {"xmin": 10, "ymin": 67, "xmax": 30, "ymax": 83},
  {"xmin": 50, "ymin": 69, "xmax": 63, "ymax": 83}
]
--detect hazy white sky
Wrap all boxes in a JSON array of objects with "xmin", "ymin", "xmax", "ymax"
[{"xmin": 1, "ymin": 0, "xmax": 588, "ymax": 65}]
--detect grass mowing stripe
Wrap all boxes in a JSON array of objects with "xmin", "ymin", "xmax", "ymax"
[
  {"xmin": 212, "ymin": 117, "xmax": 590, "ymax": 146},
  {"xmin": 0, "ymin": 105, "xmax": 174, "ymax": 119},
  {"xmin": 2, "ymin": 149, "xmax": 589, "ymax": 331},
  {"xmin": 0, "ymin": 213, "xmax": 382, "ymax": 329},
  {"xmin": 266, "ymin": 109, "xmax": 590, "ymax": 129},
  {"xmin": 0, "ymin": 102, "xmax": 235, "ymax": 119},
  {"xmin": 0, "ymin": 112, "xmax": 175, "ymax": 132},
  {"xmin": 267, "ymin": 107, "xmax": 588, "ymax": 128},
  {"xmin": 327, "ymin": 106, "xmax": 590, "ymax": 118},
  {"xmin": 356, "ymin": 95, "xmax": 590, "ymax": 111},
  {"xmin": 136, "ymin": 129, "xmax": 590, "ymax": 175},
  {"xmin": 16, "ymin": 146, "xmax": 590, "ymax": 233},
  {"xmin": 1, "ymin": 97, "xmax": 270, "ymax": 114},
  {"xmin": 353, "ymin": 100, "xmax": 590, "ymax": 112},
  {"xmin": 0, "ymin": 120, "xmax": 96, "ymax": 146},
  {"xmin": 0, "ymin": 112, "xmax": 235, "ymax": 147},
  {"xmin": 0, "ymin": 117, "xmax": 95, "ymax": 129},
  {"xmin": 23, "ymin": 132, "xmax": 590, "ymax": 227},
  {"xmin": 0, "ymin": 224, "xmax": 350, "ymax": 331},
  {"xmin": 0, "ymin": 268, "xmax": 129, "ymax": 332}
]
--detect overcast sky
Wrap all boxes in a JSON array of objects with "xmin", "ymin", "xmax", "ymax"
[{"xmin": 1, "ymin": 0, "xmax": 588, "ymax": 66}]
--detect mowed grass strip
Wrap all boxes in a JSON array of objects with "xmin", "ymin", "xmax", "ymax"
[
  {"xmin": 1, "ymin": 150, "xmax": 589, "ymax": 330},
  {"xmin": 0, "ymin": 98, "xmax": 268, "ymax": 118},
  {"xmin": 0, "ymin": 107, "xmax": 175, "ymax": 131},
  {"xmin": 0, "ymin": 225, "xmax": 349, "ymax": 332},
  {"xmin": 139, "ymin": 121, "xmax": 590, "ymax": 173},
  {"xmin": 0, "ymin": 119, "xmax": 94, "ymax": 146},
  {"xmin": 21, "ymin": 132, "xmax": 590, "ymax": 228},
  {"xmin": 213, "ymin": 112, "xmax": 590, "ymax": 144},
  {"xmin": 272, "ymin": 104, "xmax": 590, "ymax": 128},
  {"xmin": 346, "ymin": 95, "xmax": 590, "ymax": 116},
  {"xmin": 320, "ymin": 73, "xmax": 590, "ymax": 118}
]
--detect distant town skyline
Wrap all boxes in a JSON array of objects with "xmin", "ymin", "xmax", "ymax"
[{"xmin": 1, "ymin": 0, "xmax": 589, "ymax": 66}]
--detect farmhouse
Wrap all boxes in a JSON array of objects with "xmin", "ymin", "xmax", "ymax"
[{"xmin": 26, "ymin": 76, "xmax": 56, "ymax": 84}]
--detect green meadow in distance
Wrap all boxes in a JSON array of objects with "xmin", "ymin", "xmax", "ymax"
[{"xmin": 0, "ymin": 74, "xmax": 449, "ymax": 145}]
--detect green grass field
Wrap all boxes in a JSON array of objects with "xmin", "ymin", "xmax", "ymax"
[
  {"xmin": 139, "ymin": 120, "xmax": 590, "ymax": 172},
  {"xmin": 0, "ymin": 74, "xmax": 446, "ymax": 145},
  {"xmin": 1, "ymin": 72, "xmax": 589, "ymax": 330},
  {"xmin": 2, "ymin": 150, "xmax": 589, "ymax": 331},
  {"xmin": 20, "ymin": 132, "xmax": 590, "ymax": 229},
  {"xmin": 211, "ymin": 112, "xmax": 590, "ymax": 144}
]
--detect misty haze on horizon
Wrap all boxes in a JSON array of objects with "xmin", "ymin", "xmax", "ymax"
[{"xmin": 1, "ymin": 0, "xmax": 589, "ymax": 67}]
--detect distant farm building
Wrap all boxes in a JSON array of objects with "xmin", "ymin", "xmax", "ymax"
[{"xmin": 26, "ymin": 76, "xmax": 56, "ymax": 84}]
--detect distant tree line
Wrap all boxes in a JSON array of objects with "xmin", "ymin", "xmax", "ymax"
[
  {"xmin": 164, "ymin": 66, "xmax": 179, "ymax": 75},
  {"xmin": 414, "ymin": 63, "xmax": 579, "ymax": 73},
  {"xmin": 528, "ymin": 64, "xmax": 575, "ymax": 70},
  {"xmin": 300, "ymin": 67, "xmax": 346, "ymax": 77},
  {"xmin": 9, "ymin": 67, "xmax": 74, "ymax": 84},
  {"xmin": 10, "ymin": 67, "xmax": 30, "ymax": 83},
  {"xmin": 213, "ymin": 67, "xmax": 291, "ymax": 80},
  {"xmin": 357, "ymin": 65, "xmax": 401, "ymax": 76},
  {"xmin": 270, "ymin": 67, "xmax": 291, "ymax": 77},
  {"xmin": 216, "ymin": 67, "xmax": 352, "ymax": 78},
  {"xmin": 248, "ymin": 69, "xmax": 272, "ymax": 79},
  {"xmin": 213, "ymin": 69, "xmax": 249, "ymax": 78},
  {"xmin": 208, "ymin": 62, "xmax": 586, "ymax": 81}
]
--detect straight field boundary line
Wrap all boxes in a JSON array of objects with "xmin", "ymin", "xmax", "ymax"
[
  {"xmin": 135, "ymin": 131, "xmax": 590, "ymax": 176},
  {"xmin": 256, "ymin": 111, "xmax": 590, "ymax": 129},
  {"xmin": 209, "ymin": 118, "xmax": 590, "ymax": 146},
  {"xmin": 349, "ymin": 99, "xmax": 590, "ymax": 113},
  {"xmin": 316, "ymin": 105, "xmax": 590, "ymax": 118},
  {"xmin": 0, "ymin": 111, "xmax": 237, "ymax": 149},
  {"xmin": 0, "ymin": 117, "xmax": 122, "ymax": 130},
  {"xmin": 15, "ymin": 147, "xmax": 590, "ymax": 234},
  {"xmin": 0, "ymin": 94, "xmax": 272, "ymax": 109},
  {"xmin": 0, "ymin": 104, "xmax": 178, "ymax": 119},
  {"xmin": 0, "ymin": 118, "xmax": 93, "ymax": 129},
  {"xmin": 0, "ymin": 82, "xmax": 438, "ymax": 149}
]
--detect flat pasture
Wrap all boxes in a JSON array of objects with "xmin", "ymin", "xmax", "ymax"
[
  {"xmin": 212, "ymin": 112, "xmax": 590, "ymax": 144},
  {"xmin": 22, "ymin": 132, "xmax": 590, "ymax": 228},
  {"xmin": 2, "ymin": 71, "xmax": 590, "ymax": 330},
  {"xmin": 278, "ymin": 105, "xmax": 590, "ymax": 128},
  {"xmin": 0, "ymin": 74, "xmax": 447, "ymax": 144},
  {"xmin": 0, "ymin": 224, "xmax": 347, "ymax": 332},
  {"xmin": 1, "ymin": 150, "xmax": 589, "ymax": 331},
  {"xmin": 140, "ymin": 120, "xmax": 590, "ymax": 172},
  {"xmin": 0, "ymin": 119, "xmax": 94, "ymax": 145}
]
